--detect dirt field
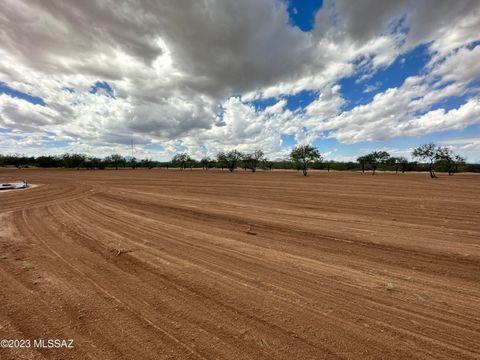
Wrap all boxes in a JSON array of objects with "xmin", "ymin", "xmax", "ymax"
[{"xmin": 1, "ymin": 168, "xmax": 479, "ymax": 359}]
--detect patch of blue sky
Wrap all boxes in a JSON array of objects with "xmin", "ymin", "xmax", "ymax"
[
  {"xmin": 174, "ymin": 141, "xmax": 187, "ymax": 152},
  {"xmin": 5, "ymin": 134, "xmax": 23, "ymax": 141},
  {"xmin": 428, "ymin": 94, "xmax": 470, "ymax": 113},
  {"xmin": 339, "ymin": 43, "xmax": 431, "ymax": 111},
  {"xmin": 249, "ymin": 97, "xmax": 277, "ymax": 111},
  {"xmin": 462, "ymin": 78, "xmax": 480, "ymax": 100},
  {"xmin": 281, "ymin": 133, "xmax": 296, "ymax": 147},
  {"xmin": 312, "ymin": 137, "xmax": 339, "ymax": 152},
  {"xmin": 250, "ymin": 90, "xmax": 318, "ymax": 113},
  {"xmin": 44, "ymin": 140, "xmax": 70, "ymax": 148},
  {"xmin": 465, "ymin": 39, "xmax": 480, "ymax": 50},
  {"xmin": 0, "ymin": 81, "xmax": 46, "ymax": 106},
  {"xmin": 89, "ymin": 81, "xmax": 115, "ymax": 98},
  {"xmin": 429, "ymin": 124, "xmax": 480, "ymax": 142},
  {"xmin": 198, "ymin": 145, "xmax": 209, "ymax": 155},
  {"xmin": 286, "ymin": 0, "xmax": 323, "ymax": 32},
  {"xmin": 467, "ymin": 78, "xmax": 480, "ymax": 88},
  {"xmin": 284, "ymin": 90, "xmax": 318, "ymax": 111},
  {"xmin": 389, "ymin": 15, "xmax": 408, "ymax": 35},
  {"xmin": 40, "ymin": 134, "xmax": 70, "ymax": 148},
  {"xmin": 309, "ymin": 137, "xmax": 365, "ymax": 160},
  {"xmin": 144, "ymin": 143, "xmax": 165, "ymax": 151},
  {"xmin": 214, "ymin": 103, "xmax": 229, "ymax": 124}
]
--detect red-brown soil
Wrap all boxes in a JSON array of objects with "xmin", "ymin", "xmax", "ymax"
[{"xmin": 1, "ymin": 168, "xmax": 479, "ymax": 359}]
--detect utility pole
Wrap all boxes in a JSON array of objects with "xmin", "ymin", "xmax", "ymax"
[{"xmin": 131, "ymin": 135, "xmax": 134, "ymax": 158}]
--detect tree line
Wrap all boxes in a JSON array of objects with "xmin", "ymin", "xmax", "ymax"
[
  {"xmin": 356, "ymin": 143, "xmax": 467, "ymax": 178},
  {"xmin": 0, "ymin": 143, "xmax": 477, "ymax": 177},
  {"xmin": 0, "ymin": 153, "xmax": 156, "ymax": 170}
]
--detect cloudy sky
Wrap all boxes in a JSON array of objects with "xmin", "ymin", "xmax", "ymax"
[{"xmin": 1, "ymin": 0, "xmax": 480, "ymax": 161}]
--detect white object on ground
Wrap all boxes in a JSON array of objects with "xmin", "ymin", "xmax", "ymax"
[{"xmin": 0, "ymin": 180, "xmax": 28, "ymax": 190}]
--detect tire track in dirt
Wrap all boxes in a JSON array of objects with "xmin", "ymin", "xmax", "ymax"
[
  {"xmin": 71, "ymin": 190, "xmax": 480, "ymax": 358},
  {"xmin": 45, "ymin": 200, "xmax": 344, "ymax": 359},
  {"xmin": 36, "ymin": 188, "xmax": 480, "ymax": 358},
  {"xmin": 16, "ymin": 208, "xmax": 215, "ymax": 360}
]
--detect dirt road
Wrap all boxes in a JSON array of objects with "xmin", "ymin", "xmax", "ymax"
[{"xmin": 1, "ymin": 169, "xmax": 479, "ymax": 359}]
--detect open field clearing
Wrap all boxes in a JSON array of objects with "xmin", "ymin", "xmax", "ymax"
[{"xmin": 1, "ymin": 169, "xmax": 480, "ymax": 359}]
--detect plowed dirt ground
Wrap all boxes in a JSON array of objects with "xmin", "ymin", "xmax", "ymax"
[{"xmin": 1, "ymin": 168, "xmax": 479, "ymax": 359}]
